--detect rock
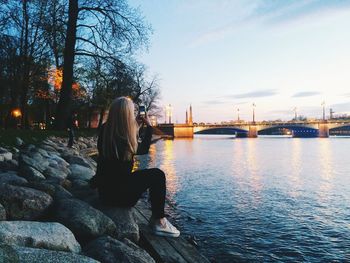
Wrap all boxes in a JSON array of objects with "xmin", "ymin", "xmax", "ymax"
[
  {"xmin": 84, "ymin": 236, "xmax": 155, "ymax": 263},
  {"xmin": 11, "ymin": 246, "xmax": 99, "ymax": 263},
  {"xmin": 0, "ymin": 148, "xmax": 12, "ymax": 161},
  {"xmin": 63, "ymin": 154, "xmax": 94, "ymax": 169},
  {"xmin": 24, "ymin": 182, "xmax": 56, "ymax": 196},
  {"xmin": 0, "ymin": 183, "xmax": 53, "ymax": 220},
  {"xmin": 68, "ymin": 164, "xmax": 95, "ymax": 181},
  {"xmin": 52, "ymin": 198, "xmax": 116, "ymax": 242},
  {"xmin": 43, "ymin": 166, "xmax": 67, "ymax": 180},
  {"xmin": 0, "ymin": 203, "xmax": 6, "ymax": 220},
  {"xmin": 53, "ymin": 185, "xmax": 73, "ymax": 200},
  {"xmin": 19, "ymin": 165, "xmax": 46, "ymax": 182},
  {"xmin": 35, "ymin": 148, "xmax": 50, "ymax": 158},
  {"xmin": 0, "ymin": 244, "xmax": 19, "ymax": 262},
  {"xmin": 0, "ymin": 221, "xmax": 81, "ymax": 253},
  {"xmin": 19, "ymin": 154, "xmax": 49, "ymax": 173},
  {"xmin": 0, "ymin": 159, "xmax": 18, "ymax": 171},
  {"xmin": 15, "ymin": 137, "xmax": 24, "ymax": 146},
  {"xmin": 0, "ymin": 171, "xmax": 28, "ymax": 185},
  {"xmin": 100, "ymin": 206, "xmax": 140, "ymax": 242},
  {"xmin": 48, "ymin": 154, "xmax": 70, "ymax": 167},
  {"xmin": 39, "ymin": 144, "xmax": 56, "ymax": 152}
]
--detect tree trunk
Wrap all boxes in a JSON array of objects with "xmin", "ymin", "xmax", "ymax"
[
  {"xmin": 55, "ymin": 0, "xmax": 78, "ymax": 130},
  {"xmin": 98, "ymin": 108, "xmax": 105, "ymax": 129}
]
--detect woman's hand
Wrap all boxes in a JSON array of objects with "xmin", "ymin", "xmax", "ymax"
[{"xmin": 137, "ymin": 114, "xmax": 151, "ymax": 127}]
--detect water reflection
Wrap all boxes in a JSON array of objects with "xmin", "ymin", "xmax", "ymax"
[
  {"xmin": 246, "ymin": 139, "xmax": 262, "ymax": 204},
  {"xmin": 318, "ymin": 139, "xmax": 333, "ymax": 203},
  {"xmin": 289, "ymin": 139, "xmax": 302, "ymax": 198},
  {"xmin": 160, "ymin": 139, "xmax": 179, "ymax": 198}
]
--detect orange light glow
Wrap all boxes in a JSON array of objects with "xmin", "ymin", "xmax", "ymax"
[
  {"xmin": 11, "ymin": 109, "xmax": 22, "ymax": 118},
  {"xmin": 48, "ymin": 67, "xmax": 63, "ymax": 91}
]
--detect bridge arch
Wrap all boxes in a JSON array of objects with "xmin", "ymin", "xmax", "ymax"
[
  {"xmin": 194, "ymin": 127, "xmax": 248, "ymax": 135},
  {"xmin": 258, "ymin": 125, "xmax": 319, "ymax": 137}
]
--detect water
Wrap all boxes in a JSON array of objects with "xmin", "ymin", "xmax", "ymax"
[{"xmin": 137, "ymin": 135, "xmax": 350, "ymax": 262}]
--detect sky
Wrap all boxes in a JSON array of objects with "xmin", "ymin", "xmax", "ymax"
[{"xmin": 129, "ymin": 0, "xmax": 350, "ymax": 123}]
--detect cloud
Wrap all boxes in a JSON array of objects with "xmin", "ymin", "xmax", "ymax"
[
  {"xmin": 292, "ymin": 91, "xmax": 320, "ymax": 97},
  {"xmin": 227, "ymin": 89, "xmax": 278, "ymax": 99},
  {"xmin": 187, "ymin": 0, "xmax": 350, "ymax": 47}
]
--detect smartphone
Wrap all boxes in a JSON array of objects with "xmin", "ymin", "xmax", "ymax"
[{"xmin": 139, "ymin": 105, "xmax": 146, "ymax": 117}]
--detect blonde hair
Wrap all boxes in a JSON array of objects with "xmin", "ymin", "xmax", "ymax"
[{"xmin": 101, "ymin": 97, "xmax": 139, "ymax": 160}]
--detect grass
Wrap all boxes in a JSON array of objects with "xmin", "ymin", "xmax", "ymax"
[{"xmin": 0, "ymin": 128, "xmax": 98, "ymax": 148}]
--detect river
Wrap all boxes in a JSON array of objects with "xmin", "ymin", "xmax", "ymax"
[{"xmin": 136, "ymin": 135, "xmax": 350, "ymax": 262}]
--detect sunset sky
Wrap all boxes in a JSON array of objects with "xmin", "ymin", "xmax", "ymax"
[{"xmin": 130, "ymin": 0, "xmax": 350, "ymax": 123}]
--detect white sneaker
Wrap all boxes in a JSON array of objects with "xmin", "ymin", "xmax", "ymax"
[{"xmin": 152, "ymin": 218, "xmax": 180, "ymax": 237}]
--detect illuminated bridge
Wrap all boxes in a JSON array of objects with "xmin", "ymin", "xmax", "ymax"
[{"xmin": 158, "ymin": 120, "xmax": 350, "ymax": 138}]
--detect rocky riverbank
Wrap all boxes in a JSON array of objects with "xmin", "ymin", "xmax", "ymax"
[{"xmin": 0, "ymin": 136, "xmax": 155, "ymax": 263}]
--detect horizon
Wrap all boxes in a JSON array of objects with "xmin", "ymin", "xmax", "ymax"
[{"xmin": 130, "ymin": 0, "xmax": 350, "ymax": 123}]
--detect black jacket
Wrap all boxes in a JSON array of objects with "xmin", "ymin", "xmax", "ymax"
[{"xmin": 89, "ymin": 124, "xmax": 152, "ymax": 191}]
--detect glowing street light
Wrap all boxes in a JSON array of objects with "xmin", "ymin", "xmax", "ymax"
[
  {"xmin": 293, "ymin": 107, "xmax": 297, "ymax": 121},
  {"xmin": 252, "ymin": 103, "xmax": 256, "ymax": 123},
  {"xmin": 321, "ymin": 101, "xmax": 326, "ymax": 121},
  {"xmin": 165, "ymin": 104, "xmax": 173, "ymax": 124}
]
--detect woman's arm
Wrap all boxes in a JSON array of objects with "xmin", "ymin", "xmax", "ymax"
[{"xmin": 136, "ymin": 125, "xmax": 153, "ymax": 155}]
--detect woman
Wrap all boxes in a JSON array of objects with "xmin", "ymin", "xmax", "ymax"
[{"xmin": 90, "ymin": 97, "xmax": 180, "ymax": 237}]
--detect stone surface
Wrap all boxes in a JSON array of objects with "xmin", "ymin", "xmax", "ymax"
[
  {"xmin": 0, "ymin": 183, "xmax": 53, "ymax": 220},
  {"xmin": 12, "ymin": 246, "xmax": 99, "ymax": 263},
  {"xmin": 0, "ymin": 221, "xmax": 81, "ymax": 253},
  {"xmin": 0, "ymin": 159, "xmax": 18, "ymax": 171},
  {"xmin": 24, "ymin": 182, "xmax": 56, "ymax": 196},
  {"xmin": 68, "ymin": 164, "xmax": 95, "ymax": 181},
  {"xmin": 0, "ymin": 203, "xmax": 6, "ymax": 220},
  {"xmin": 84, "ymin": 236, "xmax": 155, "ymax": 263},
  {"xmin": 52, "ymin": 198, "xmax": 116, "ymax": 242},
  {"xmin": 53, "ymin": 185, "xmax": 73, "ymax": 200},
  {"xmin": 100, "ymin": 206, "xmax": 140, "ymax": 243},
  {"xmin": 0, "ymin": 171, "xmax": 28, "ymax": 185},
  {"xmin": 43, "ymin": 166, "xmax": 67, "ymax": 180},
  {"xmin": 63, "ymin": 155, "xmax": 93, "ymax": 169},
  {"xmin": 0, "ymin": 148, "xmax": 12, "ymax": 161},
  {"xmin": 15, "ymin": 137, "xmax": 24, "ymax": 146},
  {"xmin": 19, "ymin": 154, "xmax": 49, "ymax": 173},
  {"xmin": 19, "ymin": 165, "xmax": 46, "ymax": 182}
]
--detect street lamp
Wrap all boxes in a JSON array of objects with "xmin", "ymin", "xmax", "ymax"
[
  {"xmin": 321, "ymin": 101, "xmax": 326, "ymax": 121},
  {"xmin": 252, "ymin": 103, "xmax": 256, "ymax": 123},
  {"xmin": 165, "ymin": 104, "xmax": 173, "ymax": 124}
]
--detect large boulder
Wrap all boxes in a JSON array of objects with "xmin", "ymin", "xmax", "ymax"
[
  {"xmin": 0, "ymin": 203, "xmax": 6, "ymax": 220},
  {"xmin": 0, "ymin": 171, "xmax": 28, "ymax": 185},
  {"xmin": 19, "ymin": 165, "xmax": 46, "ymax": 182},
  {"xmin": 0, "ymin": 147, "xmax": 12, "ymax": 161},
  {"xmin": 0, "ymin": 221, "xmax": 81, "ymax": 253},
  {"xmin": 52, "ymin": 198, "xmax": 116, "ymax": 242},
  {"xmin": 19, "ymin": 154, "xmax": 49, "ymax": 173},
  {"xmin": 10, "ymin": 246, "xmax": 99, "ymax": 263},
  {"xmin": 84, "ymin": 236, "xmax": 155, "ymax": 263},
  {"xmin": 63, "ymin": 154, "xmax": 94, "ymax": 169},
  {"xmin": 43, "ymin": 166, "xmax": 68, "ymax": 180},
  {"xmin": 0, "ymin": 183, "xmax": 53, "ymax": 220},
  {"xmin": 68, "ymin": 164, "xmax": 95, "ymax": 181},
  {"xmin": 0, "ymin": 159, "xmax": 18, "ymax": 171},
  {"xmin": 100, "ymin": 206, "xmax": 139, "ymax": 243}
]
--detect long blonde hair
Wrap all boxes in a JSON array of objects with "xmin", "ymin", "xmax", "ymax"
[{"xmin": 101, "ymin": 97, "xmax": 139, "ymax": 160}]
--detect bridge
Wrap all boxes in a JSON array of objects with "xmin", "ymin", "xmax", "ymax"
[{"xmin": 157, "ymin": 120, "xmax": 350, "ymax": 138}]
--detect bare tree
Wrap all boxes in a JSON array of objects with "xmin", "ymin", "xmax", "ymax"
[{"xmin": 55, "ymin": 0, "xmax": 151, "ymax": 129}]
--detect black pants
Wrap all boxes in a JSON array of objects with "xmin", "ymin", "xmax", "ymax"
[{"xmin": 101, "ymin": 168, "xmax": 166, "ymax": 219}]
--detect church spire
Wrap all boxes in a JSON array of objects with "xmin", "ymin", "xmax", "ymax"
[{"xmin": 189, "ymin": 104, "xmax": 193, "ymax": 125}]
